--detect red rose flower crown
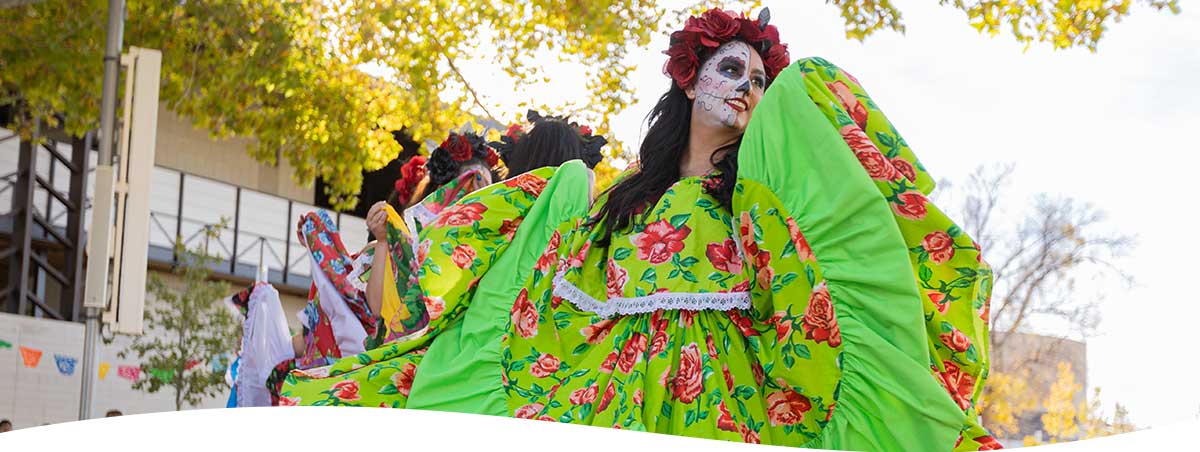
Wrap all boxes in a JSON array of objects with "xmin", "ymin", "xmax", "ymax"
[
  {"xmin": 426, "ymin": 131, "xmax": 507, "ymax": 188},
  {"xmin": 663, "ymin": 8, "xmax": 790, "ymax": 90}
]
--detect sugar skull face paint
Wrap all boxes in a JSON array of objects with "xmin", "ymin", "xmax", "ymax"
[{"xmin": 690, "ymin": 41, "xmax": 767, "ymax": 130}]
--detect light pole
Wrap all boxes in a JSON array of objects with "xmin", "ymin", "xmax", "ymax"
[{"xmin": 79, "ymin": 0, "xmax": 126, "ymax": 421}]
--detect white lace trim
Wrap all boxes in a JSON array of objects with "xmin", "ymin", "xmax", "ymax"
[{"xmin": 552, "ymin": 271, "xmax": 750, "ymax": 318}]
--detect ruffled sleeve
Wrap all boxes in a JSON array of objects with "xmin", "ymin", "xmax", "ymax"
[
  {"xmin": 733, "ymin": 60, "xmax": 968, "ymax": 450},
  {"xmin": 797, "ymin": 57, "xmax": 997, "ymax": 450}
]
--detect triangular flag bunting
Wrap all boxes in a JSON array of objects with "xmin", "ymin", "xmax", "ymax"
[
  {"xmin": 53, "ymin": 354, "xmax": 77, "ymax": 376},
  {"xmin": 0, "ymin": 339, "xmax": 12, "ymax": 349},
  {"xmin": 117, "ymin": 365, "xmax": 140, "ymax": 381},
  {"xmin": 185, "ymin": 360, "xmax": 200, "ymax": 371},
  {"xmin": 99, "ymin": 362, "xmax": 111, "ymax": 380},
  {"xmin": 19, "ymin": 346, "xmax": 42, "ymax": 368}
]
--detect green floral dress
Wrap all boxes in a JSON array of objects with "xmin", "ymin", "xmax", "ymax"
[{"xmin": 278, "ymin": 58, "xmax": 998, "ymax": 451}]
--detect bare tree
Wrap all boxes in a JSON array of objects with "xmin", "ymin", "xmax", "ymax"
[{"xmin": 938, "ymin": 164, "xmax": 1134, "ymax": 352}]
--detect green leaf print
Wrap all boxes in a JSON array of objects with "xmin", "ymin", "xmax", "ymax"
[
  {"xmin": 440, "ymin": 242, "xmax": 454, "ymax": 255},
  {"xmin": 640, "ymin": 268, "xmax": 657, "ymax": 284},
  {"xmin": 947, "ymin": 225, "xmax": 962, "ymax": 237},
  {"xmin": 613, "ymin": 247, "xmax": 632, "ymax": 261},
  {"xmin": 940, "ymin": 322, "xmax": 955, "ymax": 333},
  {"xmin": 378, "ymin": 384, "xmax": 399, "ymax": 395},
  {"xmin": 572, "ymin": 343, "xmax": 589, "ymax": 355},
  {"xmin": 794, "ymin": 344, "xmax": 812, "ymax": 360},
  {"xmin": 919, "ymin": 265, "xmax": 933, "ymax": 282},
  {"xmin": 681, "ymin": 271, "xmax": 699, "ymax": 283},
  {"xmin": 367, "ymin": 367, "xmax": 381, "ymax": 380},
  {"xmin": 669, "ymin": 213, "xmax": 692, "ymax": 230}
]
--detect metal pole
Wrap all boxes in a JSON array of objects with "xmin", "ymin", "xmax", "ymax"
[{"xmin": 80, "ymin": 0, "xmax": 125, "ymax": 421}]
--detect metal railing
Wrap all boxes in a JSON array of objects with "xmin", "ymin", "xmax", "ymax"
[{"xmin": 1, "ymin": 145, "xmax": 367, "ymax": 292}]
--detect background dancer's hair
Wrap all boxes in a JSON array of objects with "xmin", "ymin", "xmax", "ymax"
[
  {"xmin": 492, "ymin": 110, "xmax": 608, "ymax": 174},
  {"xmin": 587, "ymin": 8, "xmax": 788, "ymax": 245}
]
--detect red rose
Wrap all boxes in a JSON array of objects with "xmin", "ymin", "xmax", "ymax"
[
  {"xmin": 740, "ymin": 425, "xmax": 761, "ymax": 444},
  {"xmin": 738, "ymin": 212, "xmax": 759, "ymax": 257},
  {"xmin": 569, "ymin": 384, "xmax": 599, "ymax": 405},
  {"xmin": 580, "ymin": 319, "xmax": 615, "ymax": 345},
  {"xmin": 974, "ymin": 435, "xmax": 1003, "ymax": 450},
  {"xmin": 684, "ymin": 9, "xmax": 741, "ymax": 42},
  {"xmin": 726, "ymin": 309, "xmax": 759, "ymax": 337},
  {"xmin": 504, "ymin": 173, "xmax": 548, "ymax": 197},
  {"xmin": 802, "ymin": 282, "xmax": 842, "ymax": 347},
  {"xmin": 730, "ymin": 280, "xmax": 751, "ymax": 292},
  {"xmin": 785, "ymin": 218, "xmax": 814, "ymax": 262},
  {"xmin": 514, "ymin": 403, "xmax": 544, "ymax": 419},
  {"xmin": 936, "ymin": 361, "xmax": 977, "ymax": 411},
  {"xmin": 940, "ymin": 329, "xmax": 972, "ymax": 353},
  {"xmin": 606, "ymin": 259, "xmax": 629, "ymax": 298},
  {"xmin": 705, "ymin": 238, "xmax": 743, "ymax": 274},
  {"xmin": 434, "ymin": 202, "xmax": 488, "ymax": 227},
  {"xmin": 763, "ymin": 43, "xmax": 790, "ymax": 80},
  {"xmin": 679, "ymin": 310, "xmax": 695, "ymax": 328},
  {"xmin": 841, "ymin": 126, "xmax": 896, "ymax": 181},
  {"xmin": 633, "ymin": 389, "xmax": 643, "ymax": 406},
  {"xmin": 331, "ymin": 380, "xmax": 360, "ymax": 402},
  {"xmin": 722, "ymin": 364, "xmax": 734, "ymax": 391},
  {"xmin": 751, "ymin": 361, "xmax": 765, "ymax": 386},
  {"xmin": 597, "ymin": 382, "xmax": 616, "ymax": 413},
  {"xmin": 511, "ymin": 288, "xmax": 539, "ymax": 339},
  {"xmin": 566, "ymin": 240, "xmax": 590, "ymax": 270},
  {"xmin": 706, "ymin": 334, "xmax": 718, "ymax": 358},
  {"xmin": 766, "ymin": 389, "xmax": 812, "ymax": 426},
  {"xmin": 278, "ymin": 396, "xmax": 300, "ymax": 406},
  {"xmin": 578, "ymin": 125, "xmax": 593, "ymax": 135},
  {"xmin": 535, "ymin": 230, "xmax": 561, "ymax": 273},
  {"xmin": 776, "ymin": 317, "xmax": 792, "ymax": 343},
  {"xmin": 616, "ymin": 333, "xmax": 648, "ymax": 373},
  {"xmin": 423, "ymin": 295, "xmax": 445, "ymax": 320},
  {"xmin": 530, "ymin": 353, "xmax": 561, "ymax": 378},
  {"xmin": 649, "ymin": 329, "xmax": 669, "ymax": 357},
  {"xmin": 393, "ymin": 362, "xmax": 417, "ymax": 397},
  {"xmin": 929, "ymin": 291, "xmax": 949, "ymax": 314},
  {"xmin": 670, "ymin": 343, "xmax": 705, "ymax": 404},
  {"xmin": 664, "ymin": 38, "xmax": 699, "ymax": 88},
  {"xmin": 631, "ymin": 219, "xmax": 692, "ymax": 265},
  {"xmin": 981, "ymin": 298, "xmax": 991, "ymax": 325},
  {"xmin": 923, "ymin": 231, "xmax": 956, "ymax": 265},
  {"xmin": 599, "ymin": 352, "xmax": 618, "ymax": 374},
  {"xmin": 415, "ymin": 239, "xmax": 431, "ymax": 265},
  {"xmin": 738, "ymin": 16, "xmax": 767, "ymax": 43},
  {"xmin": 450, "ymin": 244, "xmax": 476, "ymax": 269},
  {"xmin": 826, "ymin": 402, "xmax": 836, "ymax": 422},
  {"xmin": 829, "ymin": 81, "xmax": 869, "ymax": 130},
  {"xmin": 505, "ymin": 123, "xmax": 524, "ymax": 140},
  {"xmin": 755, "ymin": 251, "xmax": 774, "ymax": 290},
  {"xmin": 891, "ymin": 157, "xmax": 917, "ymax": 182},
  {"xmin": 499, "ymin": 217, "xmax": 523, "ymax": 240},
  {"xmin": 893, "ymin": 191, "xmax": 929, "ymax": 220},
  {"xmin": 485, "ymin": 148, "xmax": 501, "ymax": 167},
  {"xmin": 716, "ymin": 401, "xmax": 738, "ymax": 432},
  {"xmin": 441, "ymin": 134, "xmax": 473, "ymax": 162}
]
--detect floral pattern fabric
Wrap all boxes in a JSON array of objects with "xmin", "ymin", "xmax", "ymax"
[
  {"xmin": 275, "ymin": 59, "xmax": 997, "ymax": 451},
  {"xmin": 797, "ymin": 57, "xmax": 997, "ymax": 450}
]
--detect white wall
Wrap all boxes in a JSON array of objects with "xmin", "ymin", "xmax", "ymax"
[{"xmin": 0, "ymin": 311, "xmax": 231, "ymax": 430}]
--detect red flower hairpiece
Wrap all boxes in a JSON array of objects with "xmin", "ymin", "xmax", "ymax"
[
  {"xmin": 394, "ymin": 155, "xmax": 428, "ymax": 202},
  {"xmin": 440, "ymin": 135, "xmax": 474, "ymax": 162},
  {"xmin": 662, "ymin": 8, "xmax": 789, "ymax": 90}
]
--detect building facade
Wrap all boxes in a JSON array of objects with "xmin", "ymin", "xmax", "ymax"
[{"xmin": 0, "ymin": 105, "xmax": 373, "ymax": 427}]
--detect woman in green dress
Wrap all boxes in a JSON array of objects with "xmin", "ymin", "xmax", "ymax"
[{"xmin": 277, "ymin": 8, "xmax": 999, "ymax": 451}]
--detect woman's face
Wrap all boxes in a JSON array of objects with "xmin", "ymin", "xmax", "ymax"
[{"xmin": 687, "ymin": 41, "xmax": 767, "ymax": 132}]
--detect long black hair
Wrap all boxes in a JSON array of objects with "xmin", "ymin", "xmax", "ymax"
[
  {"xmin": 506, "ymin": 120, "xmax": 585, "ymax": 174},
  {"xmin": 494, "ymin": 112, "xmax": 608, "ymax": 174},
  {"xmin": 588, "ymin": 81, "xmax": 740, "ymax": 245}
]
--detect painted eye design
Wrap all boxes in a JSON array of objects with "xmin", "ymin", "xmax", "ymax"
[{"xmin": 752, "ymin": 76, "xmax": 766, "ymax": 89}]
